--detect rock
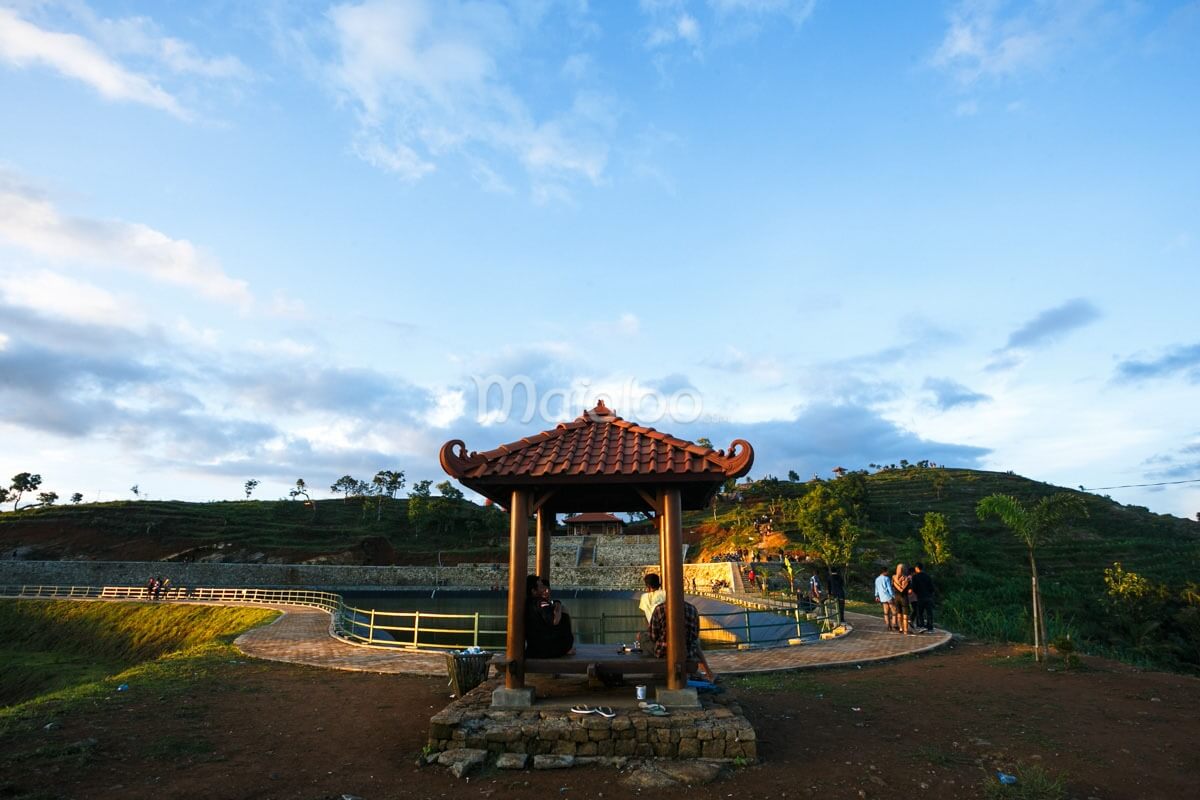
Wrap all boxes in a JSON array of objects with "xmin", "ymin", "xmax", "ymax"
[
  {"xmin": 496, "ymin": 753, "xmax": 529, "ymax": 770},
  {"xmin": 621, "ymin": 766, "xmax": 679, "ymax": 790},
  {"xmin": 533, "ymin": 754, "xmax": 575, "ymax": 770},
  {"xmin": 438, "ymin": 748, "xmax": 487, "ymax": 778},
  {"xmin": 656, "ymin": 761, "xmax": 724, "ymax": 785}
]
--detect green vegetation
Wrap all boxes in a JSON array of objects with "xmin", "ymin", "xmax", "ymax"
[
  {"xmin": 981, "ymin": 764, "xmax": 1068, "ymax": 800},
  {"xmin": 3, "ymin": 463, "xmax": 1198, "ymax": 671},
  {"xmin": 0, "ymin": 495, "xmax": 508, "ymax": 561},
  {"xmin": 689, "ymin": 467, "xmax": 1200, "ymax": 672},
  {"xmin": 0, "ymin": 600, "xmax": 276, "ymax": 709}
]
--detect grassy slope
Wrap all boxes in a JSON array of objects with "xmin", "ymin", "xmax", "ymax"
[
  {"xmin": 0, "ymin": 497, "xmax": 506, "ymax": 560},
  {"xmin": 0, "ymin": 600, "xmax": 277, "ymax": 709}
]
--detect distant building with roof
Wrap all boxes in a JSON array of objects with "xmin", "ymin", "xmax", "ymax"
[{"xmin": 562, "ymin": 512, "xmax": 625, "ymax": 536}]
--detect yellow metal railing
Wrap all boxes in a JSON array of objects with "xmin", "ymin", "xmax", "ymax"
[{"xmin": 0, "ymin": 584, "xmax": 817, "ymax": 650}]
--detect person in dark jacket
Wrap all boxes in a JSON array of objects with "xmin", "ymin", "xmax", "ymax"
[
  {"xmin": 524, "ymin": 575, "xmax": 575, "ymax": 657},
  {"xmin": 826, "ymin": 568, "xmax": 846, "ymax": 624},
  {"xmin": 911, "ymin": 563, "xmax": 936, "ymax": 633}
]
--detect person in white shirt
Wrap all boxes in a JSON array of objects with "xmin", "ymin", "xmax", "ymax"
[
  {"xmin": 874, "ymin": 567, "xmax": 898, "ymax": 631},
  {"xmin": 639, "ymin": 573, "xmax": 666, "ymax": 623}
]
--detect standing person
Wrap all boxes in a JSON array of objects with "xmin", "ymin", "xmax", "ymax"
[
  {"xmin": 874, "ymin": 567, "xmax": 896, "ymax": 630},
  {"xmin": 807, "ymin": 570, "xmax": 824, "ymax": 613},
  {"xmin": 827, "ymin": 567, "xmax": 846, "ymax": 624},
  {"xmin": 524, "ymin": 575, "xmax": 575, "ymax": 658},
  {"xmin": 746, "ymin": 567, "xmax": 756, "ymax": 588},
  {"xmin": 912, "ymin": 563, "xmax": 936, "ymax": 633},
  {"xmin": 892, "ymin": 564, "xmax": 912, "ymax": 635}
]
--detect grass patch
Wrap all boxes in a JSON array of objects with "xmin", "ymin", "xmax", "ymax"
[
  {"xmin": 981, "ymin": 764, "xmax": 1068, "ymax": 800},
  {"xmin": 728, "ymin": 671, "xmax": 820, "ymax": 692},
  {"xmin": 0, "ymin": 600, "xmax": 277, "ymax": 712}
]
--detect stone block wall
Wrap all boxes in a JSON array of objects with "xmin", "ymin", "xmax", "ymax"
[
  {"xmin": 0, "ymin": 560, "xmax": 738, "ymax": 592},
  {"xmin": 428, "ymin": 680, "xmax": 757, "ymax": 762}
]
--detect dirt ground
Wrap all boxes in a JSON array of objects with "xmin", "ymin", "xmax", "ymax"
[{"xmin": 4, "ymin": 640, "xmax": 1198, "ymax": 800}]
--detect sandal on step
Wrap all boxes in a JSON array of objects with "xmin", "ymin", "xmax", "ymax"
[
  {"xmin": 570, "ymin": 705, "xmax": 595, "ymax": 715},
  {"xmin": 595, "ymin": 706, "xmax": 615, "ymax": 718}
]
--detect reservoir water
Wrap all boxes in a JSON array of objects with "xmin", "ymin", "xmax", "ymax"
[{"xmin": 340, "ymin": 590, "xmax": 811, "ymax": 650}]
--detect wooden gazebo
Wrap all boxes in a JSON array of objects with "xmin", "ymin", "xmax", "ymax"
[{"xmin": 440, "ymin": 400, "xmax": 753, "ymax": 705}]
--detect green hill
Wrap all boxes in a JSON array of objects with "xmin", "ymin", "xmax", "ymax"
[
  {"xmin": 692, "ymin": 467, "xmax": 1200, "ymax": 671},
  {"xmin": 0, "ymin": 496, "xmax": 507, "ymax": 564}
]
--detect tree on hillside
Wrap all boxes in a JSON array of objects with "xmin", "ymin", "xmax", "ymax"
[
  {"xmin": 787, "ymin": 483, "xmax": 861, "ymax": 584},
  {"xmin": 370, "ymin": 470, "xmax": 405, "ymax": 521},
  {"xmin": 330, "ymin": 475, "xmax": 360, "ymax": 503},
  {"xmin": 931, "ymin": 470, "xmax": 949, "ymax": 500},
  {"xmin": 435, "ymin": 480, "xmax": 464, "ymax": 501},
  {"xmin": 787, "ymin": 470, "xmax": 800, "ymax": 482},
  {"xmin": 244, "ymin": 479, "xmax": 259, "ymax": 498},
  {"xmin": 828, "ymin": 471, "xmax": 869, "ymax": 525},
  {"xmin": 289, "ymin": 479, "xmax": 310, "ymax": 502},
  {"xmin": 70, "ymin": 492, "xmax": 83, "ymax": 504},
  {"xmin": 9, "ymin": 473, "xmax": 43, "ymax": 510},
  {"xmin": 407, "ymin": 479, "xmax": 434, "ymax": 537},
  {"xmin": 289, "ymin": 478, "xmax": 315, "ymax": 519},
  {"xmin": 0, "ymin": 487, "xmax": 10, "ymax": 509},
  {"xmin": 130, "ymin": 484, "xmax": 140, "ymax": 499},
  {"xmin": 976, "ymin": 492, "xmax": 1087, "ymax": 662},
  {"xmin": 696, "ymin": 437, "xmax": 713, "ymax": 450},
  {"xmin": 373, "ymin": 469, "xmax": 405, "ymax": 499},
  {"xmin": 919, "ymin": 511, "xmax": 952, "ymax": 566},
  {"xmin": 36, "ymin": 491, "xmax": 58, "ymax": 507}
]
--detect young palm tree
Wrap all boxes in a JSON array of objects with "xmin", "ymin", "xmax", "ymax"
[{"xmin": 976, "ymin": 493, "xmax": 1087, "ymax": 661}]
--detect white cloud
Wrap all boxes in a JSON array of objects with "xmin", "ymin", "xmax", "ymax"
[
  {"xmin": 245, "ymin": 338, "xmax": 316, "ymax": 359},
  {"xmin": 268, "ymin": 291, "xmax": 309, "ymax": 319},
  {"xmin": 0, "ymin": 6, "xmax": 187, "ymax": 118},
  {"xmin": 0, "ymin": 269, "xmax": 145, "ymax": 328},
  {"xmin": 325, "ymin": 0, "xmax": 615, "ymax": 192},
  {"xmin": 0, "ymin": 171, "xmax": 251, "ymax": 307},
  {"xmin": 930, "ymin": 0, "xmax": 1133, "ymax": 85}
]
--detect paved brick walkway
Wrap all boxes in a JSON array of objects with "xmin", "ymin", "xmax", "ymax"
[{"xmin": 234, "ymin": 605, "xmax": 950, "ymax": 677}]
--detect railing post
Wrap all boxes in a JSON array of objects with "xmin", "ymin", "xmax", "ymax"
[
  {"xmin": 744, "ymin": 610, "xmax": 752, "ymax": 643},
  {"xmin": 368, "ymin": 608, "xmax": 377, "ymax": 644},
  {"xmin": 473, "ymin": 612, "xmax": 480, "ymax": 648},
  {"xmin": 413, "ymin": 611, "xmax": 421, "ymax": 648},
  {"xmin": 600, "ymin": 612, "xmax": 606, "ymax": 644}
]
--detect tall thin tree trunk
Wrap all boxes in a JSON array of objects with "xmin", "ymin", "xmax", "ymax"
[{"xmin": 1029, "ymin": 550, "xmax": 1042, "ymax": 662}]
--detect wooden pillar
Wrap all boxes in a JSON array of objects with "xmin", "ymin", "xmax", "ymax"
[
  {"xmin": 505, "ymin": 490, "xmax": 530, "ymax": 690},
  {"xmin": 535, "ymin": 507, "xmax": 552, "ymax": 582},
  {"xmin": 660, "ymin": 488, "xmax": 686, "ymax": 690}
]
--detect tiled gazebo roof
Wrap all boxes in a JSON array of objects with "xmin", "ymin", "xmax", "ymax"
[{"xmin": 440, "ymin": 400, "xmax": 753, "ymax": 513}]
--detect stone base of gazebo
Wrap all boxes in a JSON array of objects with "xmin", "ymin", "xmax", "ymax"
[{"xmin": 427, "ymin": 676, "xmax": 757, "ymax": 764}]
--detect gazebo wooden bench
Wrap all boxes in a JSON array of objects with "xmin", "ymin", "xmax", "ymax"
[{"xmin": 492, "ymin": 643, "xmax": 697, "ymax": 684}]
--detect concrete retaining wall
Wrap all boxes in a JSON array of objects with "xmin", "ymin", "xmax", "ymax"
[{"xmin": 0, "ymin": 560, "xmax": 738, "ymax": 591}]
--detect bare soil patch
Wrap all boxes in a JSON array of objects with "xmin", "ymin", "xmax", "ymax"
[{"xmin": 3, "ymin": 641, "xmax": 1197, "ymax": 800}]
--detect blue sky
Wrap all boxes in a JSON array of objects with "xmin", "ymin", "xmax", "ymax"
[{"xmin": 1, "ymin": 0, "xmax": 1198, "ymax": 518}]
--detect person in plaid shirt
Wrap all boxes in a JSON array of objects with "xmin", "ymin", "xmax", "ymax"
[{"xmin": 649, "ymin": 599, "xmax": 716, "ymax": 682}]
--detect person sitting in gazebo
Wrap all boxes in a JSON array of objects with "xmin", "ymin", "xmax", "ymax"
[
  {"xmin": 648, "ymin": 599, "xmax": 717, "ymax": 682},
  {"xmin": 524, "ymin": 575, "xmax": 575, "ymax": 658}
]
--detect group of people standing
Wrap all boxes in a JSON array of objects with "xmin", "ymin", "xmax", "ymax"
[{"xmin": 874, "ymin": 563, "xmax": 935, "ymax": 634}]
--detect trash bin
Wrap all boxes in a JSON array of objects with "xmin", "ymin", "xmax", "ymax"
[{"xmin": 445, "ymin": 651, "xmax": 493, "ymax": 697}]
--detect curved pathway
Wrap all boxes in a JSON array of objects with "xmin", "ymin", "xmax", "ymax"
[{"xmin": 234, "ymin": 605, "xmax": 951, "ymax": 676}]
